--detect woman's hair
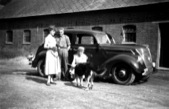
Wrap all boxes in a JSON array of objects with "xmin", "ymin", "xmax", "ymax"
[{"xmin": 48, "ymin": 25, "xmax": 56, "ymax": 32}]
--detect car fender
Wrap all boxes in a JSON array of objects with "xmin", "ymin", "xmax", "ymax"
[
  {"xmin": 101, "ymin": 54, "xmax": 143, "ymax": 74},
  {"xmin": 38, "ymin": 50, "xmax": 46, "ymax": 57},
  {"xmin": 32, "ymin": 50, "xmax": 46, "ymax": 67}
]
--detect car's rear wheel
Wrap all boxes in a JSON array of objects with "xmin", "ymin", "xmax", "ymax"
[
  {"xmin": 111, "ymin": 63, "xmax": 135, "ymax": 85},
  {"xmin": 37, "ymin": 59, "xmax": 45, "ymax": 77}
]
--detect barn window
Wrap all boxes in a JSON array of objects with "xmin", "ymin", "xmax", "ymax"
[
  {"xmin": 92, "ymin": 26, "xmax": 103, "ymax": 31},
  {"xmin": 122, "ymin": 25, "xmax": 136, "ymax": 43},
  {"xmin": 23, "ymin": 30, "xmax": 31, "ymax": 44},
  {"xmin": 6, "ymin": 30, "xmax": 13, "ymax": 44}
]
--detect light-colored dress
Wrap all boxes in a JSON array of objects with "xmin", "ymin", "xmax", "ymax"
[{"xmin": 44, "ymin": 34, "xmax": 61, "ymax": 75}]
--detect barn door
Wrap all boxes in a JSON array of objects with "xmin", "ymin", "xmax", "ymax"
[{"xmin": 159, "ymin": 23, "xmax": 169, "ymax": 68}]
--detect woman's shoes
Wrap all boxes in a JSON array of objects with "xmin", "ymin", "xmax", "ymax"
[
  {"xmin": 46, "ymin": 83, "xmax": 50, "ymax": 86},
  {"xmin": 46, "ymin": 82, "xmax": 56, "ymax": 86},
  {"xmin": 50, "ymin": 82, "xmax": 57, "ymax": 85}
]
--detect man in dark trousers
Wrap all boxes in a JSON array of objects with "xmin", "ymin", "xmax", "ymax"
[{"xmin": 56, "ymin": 27, "xmax": 71, "ymax": 80}]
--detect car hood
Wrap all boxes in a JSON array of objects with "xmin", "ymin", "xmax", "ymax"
[{"xmin": 99, "ymin": 43, "xmax": 148, "ymax": 51}]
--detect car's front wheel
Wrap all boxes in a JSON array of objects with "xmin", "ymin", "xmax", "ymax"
[
  {"xmin": 37, "ymin": 59, "xmax": 45, "ymax": 76},
  {"xmin": 111, "ymin": 63, "xmax": 135, "ymax": 85}
]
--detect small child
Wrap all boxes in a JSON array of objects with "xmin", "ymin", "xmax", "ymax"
[{"xmin": 69, "ymin": 46, "xmax": 88, "ymax": 85}]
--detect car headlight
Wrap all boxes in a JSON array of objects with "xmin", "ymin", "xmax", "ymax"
[
  {"xmin": 152, "ymin": 62, "xmax": 156, "ymax": 68},
  {"xmin": 137, "ymin": 56, "xmax": 144, "ymax": 64}
]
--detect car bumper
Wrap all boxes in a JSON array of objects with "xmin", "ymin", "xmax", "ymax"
[{"xmin": 142, "ymin": 62, "xmax": 156, "ymax": 76}]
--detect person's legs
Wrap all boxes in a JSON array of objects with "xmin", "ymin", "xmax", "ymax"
[
  {"xmin": 62, "ymin": 49, "xmax": 68, "ymax": 72},
  {"xmin": 58, "ymin": 49, "xmax": 64, "ymax": 79},
  {"xmin": 76, "ymin": 77, "xmax": 80, "ymax": 86},
  {"xmin": 47, "ymin": 75, "xmax": 51, "ymax": 86},
  {"xmin": 62, "ymin": 49, "xmax": 68, "ymax": 78},
  {"xmin": 57, "ymin": 72, "xmax": 61, "ymax": 80},
  {"xmin": 59, "ymin": 49, "xmax": 68, "ymax": 80},
  {"xmin": 50, "ymin": 75, "xmax": 54, "ymax": 82},
  {"xmin": 50, "ymin": 75, "xmax": 56, "ymax": 84}
]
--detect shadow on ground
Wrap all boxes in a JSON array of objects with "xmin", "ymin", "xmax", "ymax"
[
  {"xmin": 11, "ymin": 69, "xmax": 47, "ymax": 84},
  {"xmin": 64, "ymin": 82, "xmax": 86, "ymax": 89},
  {"xmin": 26, "ymin": 76, "xmax": 47, "ymax": 84},
  {"xmin": 12, "ymin": 69, "xmax": 39, "ymax": 76}
]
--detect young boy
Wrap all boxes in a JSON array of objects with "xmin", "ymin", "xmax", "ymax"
[{"xmin": 69, "ymin": 46, "xmax": 88, "ymax": 86}]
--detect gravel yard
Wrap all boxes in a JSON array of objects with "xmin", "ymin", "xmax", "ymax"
[{"xmin": 0, "ymin": 57, "xmax": 169, "ymax": 109}]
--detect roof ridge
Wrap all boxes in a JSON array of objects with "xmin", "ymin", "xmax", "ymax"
[{"xmin": 0, "ymin": 0, "xmax": 168, "ymax": 19}]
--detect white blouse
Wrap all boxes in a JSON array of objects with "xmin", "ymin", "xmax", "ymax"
[
  {"xmin": 71, "ymin": 53, "xmax": 88, "ymax": 67},
  {"xmin": 44, "ymin": 34, "xmax": 56, "ymax": 49},
  {"xmin": 44, "ymin": 34, "xmax": 58, "ymax": 57}
]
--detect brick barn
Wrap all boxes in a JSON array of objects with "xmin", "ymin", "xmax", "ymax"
[{"xmin": 0, "ymin": 0, "xmax": 169, "ymax": 69}]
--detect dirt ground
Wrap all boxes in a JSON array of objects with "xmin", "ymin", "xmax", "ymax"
[{"xmin": 0, "ymin": 57, "xmax": 169, "ymax": 109}]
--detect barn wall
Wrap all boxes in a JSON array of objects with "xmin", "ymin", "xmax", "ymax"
[{"xmin": 0, "ymin": 7, "xmax": 164, "ymax": 62}]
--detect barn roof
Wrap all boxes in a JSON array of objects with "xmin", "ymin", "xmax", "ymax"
[{"xmin": 0, "ymin": 0, "xmax": 168, "ymax": 19}]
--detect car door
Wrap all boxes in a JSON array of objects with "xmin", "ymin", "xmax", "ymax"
[{"xmin": 72, "ymin": 33, "xmax": 107, "ymax": 70}]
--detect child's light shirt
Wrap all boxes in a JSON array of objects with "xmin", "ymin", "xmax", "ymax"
[{"xmin": 71, "ymin": 54, "xmax": 88, "ymax": 67}]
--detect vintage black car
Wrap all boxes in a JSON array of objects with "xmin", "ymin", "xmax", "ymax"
[{"xmin": 31, "ymin": 29, "xmax": 155, "ymax": 85}]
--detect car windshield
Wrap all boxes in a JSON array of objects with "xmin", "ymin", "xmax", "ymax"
[{"xmin": 95, "ymin": 33, "xmax": 111, "ymax": 44}]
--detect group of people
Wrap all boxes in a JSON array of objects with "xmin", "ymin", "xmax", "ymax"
[{"xmin": 44, "ymin": 26, "xmax": 88, "ymax": 86}]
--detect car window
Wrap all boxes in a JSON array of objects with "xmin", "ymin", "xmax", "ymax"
[
  {"xmin": 65, "ymin": 33, "xmax": 94, "ymax": 45},
  {"xmin": 76, "ymin": 34, "xmax": 95, "ymax": 45},
  {"xmin": 95, "ymin": 33, "xmax": 111, "ymax": 44},
  {"xmin": 107, "ymin": 33, "xmax": 116, "ymax": 44},
  {"xmin": 81, "ymin": 36, "xmax": 94, "ymax": 45}
]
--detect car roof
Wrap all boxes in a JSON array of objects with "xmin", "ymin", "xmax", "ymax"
[{"xmin": 64, "ymin": 29, "xmax": 106, "ymax": 35}]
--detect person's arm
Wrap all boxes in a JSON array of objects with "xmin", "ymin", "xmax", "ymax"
[
  {"xmin": 44, "ymin": 36, "xmax": 49, "ymax": 49},
  {"xmin": 67, "ymin": 45, "xmax": 70, "ymax": 50},
  {"xmin": 66, "ymin": 35, "xmax": 71, "ymax": 50},
  {"xmin": 71, "ymin": 55, "xmax": 76, "ymax": 68},
  {"xmin": 85, "ymin": 55, "xmax": 88, "ymax": 63}
]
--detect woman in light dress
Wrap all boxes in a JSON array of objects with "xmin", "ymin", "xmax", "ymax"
[{"xmin": 44, "ymin": 26, "xmax": 61, "ymax": 86}]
